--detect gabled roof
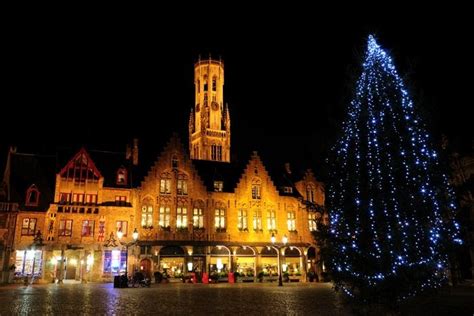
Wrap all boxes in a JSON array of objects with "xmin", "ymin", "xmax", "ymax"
[
  {"xmin": 57, "ymin": 146, "xmax": 136, "ymax": 188},
  {"xmin": 59, "ymin": 147, "xmax": 102, "ymax": 179}
]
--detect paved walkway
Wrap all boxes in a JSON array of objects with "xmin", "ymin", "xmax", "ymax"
[
  {"xmin": 0, "ymin": 282, "xmax": 350, "ymax": 315},
  {"xmin": 1, "ymin": 282, "xmax": 473, "ymax": 315}
]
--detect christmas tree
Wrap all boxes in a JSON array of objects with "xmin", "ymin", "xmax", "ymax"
[{"xmin": 326, "ymin": 35, "xmax": 462, "ymax": 304}]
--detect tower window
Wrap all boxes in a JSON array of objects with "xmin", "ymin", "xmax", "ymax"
[
  {"xmin": 25, "ymin": 184, "xmax": 40, "ymax": 207},
  {"xmin": 212, "ymin": 76, "xmax": 217, "ymax": 91},
  {"xmin": 204, "ymin": 75, "xmax": 208, "ymax": 91},
  {"xmin": 211, "ymin": 145, "xmax": 222, "ymax": 161}
]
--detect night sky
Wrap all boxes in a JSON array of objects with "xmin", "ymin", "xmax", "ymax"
[{"xmin": 2, "ymin": 12, "xmax": 472, "ymax": 179}]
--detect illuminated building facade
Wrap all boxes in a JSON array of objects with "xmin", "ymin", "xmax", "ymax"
[{"xmin": 1, "ymin": 58, "xmax": 325, "ymax": 283}]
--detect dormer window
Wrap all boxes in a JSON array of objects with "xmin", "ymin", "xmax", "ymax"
[
  {"xmin": 25, "ymin": 184, "xmax": 40, "ymax": 207},
  {"xmin": 214, "ymin": 181, "xmax": 223, "ymax": 192},
  {"xmin": 171, "ymin": 155, "xmax": 179, "ymax": 169},
  {"xmin": 283, "ymin": 186, "xmax": 293, "ymax": 193},
  {"xmin": 116, "ymin": 167, "xmax": 127, "ymax": 185}
]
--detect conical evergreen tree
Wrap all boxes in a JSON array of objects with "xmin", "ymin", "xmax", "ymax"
[{"xmin": 327, "ymin": 35, "xmax": 462, "ymax": 303}]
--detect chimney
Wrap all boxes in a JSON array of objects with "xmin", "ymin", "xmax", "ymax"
[
  {"xmin": 132, "ymin": 139, "xmax": 139, "ymax": 166},
  {"xmin": 125, "ymin": 144, "xmax": 131, "ymax": 160},
  {"xmin": 284, "ymin": 163, "xmax": 291, "ymax": 174}
]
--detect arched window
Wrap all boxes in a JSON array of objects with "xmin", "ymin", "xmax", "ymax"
[
  {"xmin": 116, "ymin": 167, "xmax": 127, "ymax": 185},
  {"xmin": 212, "ymin": 76, "xmax": 217, "ymax": 91},
  {"xmin": 251, "ymin": 178, "xmax": 261, "ymax": 200},
  {"xmin": 203, "ymin": 75, "xmax": 208, "ymax": 91},
  {"xmin": 25, "ymin": 184, "xmax": 40, "ymax": 207}
]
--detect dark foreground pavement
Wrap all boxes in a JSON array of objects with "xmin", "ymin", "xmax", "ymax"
[
  {"xmin": 1, "ymin": 282, "xmax": 473, "ymax": 315},
  {"xmin": 0, "ymin": 282, "xmax": 349, "ymax": 315}
]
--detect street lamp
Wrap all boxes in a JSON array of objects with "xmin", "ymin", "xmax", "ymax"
[
  {"xmin": 116, "ymin": 228, "xmax": 139, "ymax": 278},
  {"xmin": 271, "ymin": 232, "xmax": 288, "ymax": 286}
]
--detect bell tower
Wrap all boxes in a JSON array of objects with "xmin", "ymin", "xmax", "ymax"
[{"xmin": 189, "ymin": 57, "xmax": 231, "ymax": 162}]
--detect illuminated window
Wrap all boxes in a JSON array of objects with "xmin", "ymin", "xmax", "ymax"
[
  {"xmin": 15, "ymin": 250, "xmax": 42, "ymax": 275},
  {"xmin": 72, "ymin": 193, "xmax": 84, "ymax": 204},
  {"xmin": 287, "ymin": 212, "xmax": 296, "ymax": 231},
  {"xmin": 116, "ymin": 167, "xmax": 127, "ymax": 185},
  {"xmin": 59, "ymin": 193, "xmax": 71, "ymax": 204},
  {"xmin": 116, "ymin": 221, "xmax": 128, "ymax": 236},
  {"xmin": 103, "ymin": 250, "xmax": 126, "ymax": 274},
  {"xmin": 59, "ymin": 219, "xmax": 73, "ymax": 236},
  {"xmin": 85, "ymin": 194, "xmax": 97, "ymax": 204},
  {"xmin": 283, "ymin": 187, "xmax": 293, "ymax": 193},
  {"xmin": 177, "ymin": 206, "xmax": 187, "ymax": 228},
  {"xmin": 193, "ymin": 207, "xmax": 204, "ymax": 228},
  {"xmin": 237, "ymin": 209, "xmax": 247, "ymax": 230},
  {"xmin": 160, "ymin": 179, "xmax": 171, "ymax": 194},
  {"xmin": 115, "ymin": 196, "xmax": 127, "ymax": 205},
  {"xmin": 204, "ymin": 75, "xmax": 208, "ymax": 91},
  {"xmin": 177, "ymin": 179, "xmax": 188, "ymax": 195},
  {"xmin": 159, "ymin": 206, "xmax": 171, "ymax": 228},
  {"xmin": 252, "ymin": 184, "xmax": 261, "ymax": 200},
  {"xmin": 252, "ymin": 210, "xmax": 262, "ymax": 231},
  {"xmin": 141, "ymin": 204, "xmax": 153, "ymax": 228},
  {"xmin": 267, "ymin": 210, "xmax": 276, "ymax": 230},
  {"xmin": 211, "ymin": 145, "xmax": 222, "ymax": 161},
  {"xmin": 214, "ymin": 181, "xmax": 223, "ymax": 192},
  {"xmin": 82, "ymin": 220, "xmax": 95, "ymax": 237},
  {"xmin": 308, "ymin": 213, "xmax": 317, "ymax": 231},
  {"xmin": 215, "ymin": 208, "xmax": 225, "ymax": 230},
  {"xmin": 21, "ymin": 218, "xmax": 37, "ymax": 236}
]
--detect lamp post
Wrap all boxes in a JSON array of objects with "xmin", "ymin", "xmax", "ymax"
[
  {"xmin": 271, "ymin": 232, "xmax": 288, "ymax": 286},
  {"xmin": 116, "ymin": 228, "xmax": 139, "ymax": 278}
]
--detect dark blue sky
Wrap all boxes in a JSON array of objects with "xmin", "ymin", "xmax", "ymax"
[{"xmin": 3, "ymin": 11, "xmax": 472, "ymax": 178}]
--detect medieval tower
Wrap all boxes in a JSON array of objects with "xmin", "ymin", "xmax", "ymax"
[{"xmin": 189, "ymin": 58, "xmax": 231, "ymax": 162}]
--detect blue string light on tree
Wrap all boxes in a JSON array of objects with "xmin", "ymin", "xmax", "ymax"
[{"xmin": 327, "ymin": 35, "xmax": 462, "ymax": 304}]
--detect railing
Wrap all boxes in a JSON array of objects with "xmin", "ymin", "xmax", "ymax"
[{"xmin": 206, "ymin": 130, "xmax": 227, "ymax": 138}]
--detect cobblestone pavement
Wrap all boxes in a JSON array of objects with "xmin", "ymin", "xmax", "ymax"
[{"xmin": 0, "ymin": 282, "xmax": 350, "ymax": 316}]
